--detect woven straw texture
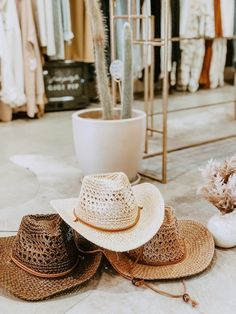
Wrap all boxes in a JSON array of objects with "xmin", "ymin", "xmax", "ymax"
[
  {"xmin": 76, "ymin": 173, "xmax": 138, "ymax": 230},
  {"xmin": 127, "ymin": 207, "xmax": 186, "ymax": 266},
  {"xmin": 0, "ymin": 214, "xmax": 102, "ymax": 301},
  {"xmin": 50, "ymin": 182, "xmax": 165, "ymax": 252},
  {"xmin": 104, "ymin": 220, "xmax": 215, "ymax": 280}
]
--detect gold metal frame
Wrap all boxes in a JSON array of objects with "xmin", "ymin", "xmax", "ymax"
[{"xmin": 110, "ymin": 0, "xmax": 236, "ymax": 184}]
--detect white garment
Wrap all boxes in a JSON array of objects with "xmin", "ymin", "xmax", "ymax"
[
  {"xmin": 0, "ymin": 0, "xmax": 25, "ymax": 107},
  {"xmin": 180, "ymin": 39, "xmax": 205, "ymax": 92},
  {"xmin": 160, "ymin": 0, "xmax": 172, "ymax": 77},
  {"xmin": 33, "ymin": 0, "xmax": 47, "ymax": 47},
  {"xmin": 61, "ymin": 0, "xmax": 74, "ymax": 42},
  {"xmin": 180, "ymin": 0, "xmax": 215, "ymax": 38},
  {"xmin": 179, "ymin": 0, "xmax": 215, "ymax": 92},
  {"xmin": 220, "ymin": 0, "xmax": 235, "ymax": 37},
  {"xmin": 44, "ymin": 0, "xmax": 56, "ymax": 56},
  {"xmin": 142, "ymin": 0, "xmax": 152, "ymax": 66},
  {"xmin": 209, "ymin": 39, "xmax": 227, "ymax": 89}
]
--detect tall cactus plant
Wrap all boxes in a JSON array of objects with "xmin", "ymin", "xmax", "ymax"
[
  {"xmin": 84, "ymin": 0, "xmax": 113, "ymax": 120},
  {"xmin": 121, "ymin": 23, "xmax": 133, "ymax": 119}
]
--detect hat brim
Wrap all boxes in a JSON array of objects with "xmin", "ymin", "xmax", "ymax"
[
  {"xmin": 50, "ymin": 183, "xmax": 165, "ymax": 252},
  {"xmin": 0, "ymin": 236, "xmax": 102, "ymax": 301},
  {"xmin": 103, "ymin": 220, "xmax": 215, "ymax": 280}
]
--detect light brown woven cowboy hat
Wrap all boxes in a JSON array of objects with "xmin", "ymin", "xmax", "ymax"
[
  {"xmin": 50, "ymin": 172, "xmax": 165, "ymax": 252},
  {"xmin": 103, "ymin": 206, "xmax": 215, "ymax": 280},
  {"xmin": 0, "ymin": 214, "xmax": 102, "ymax": 301}
]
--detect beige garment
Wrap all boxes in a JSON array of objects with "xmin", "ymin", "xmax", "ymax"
[
  {"xmin": 18, "ymin": 0, "xmax": 45, "ymax": 118},
  {"xmin": 0, "ymin": 101, "xmax": 12, "ymax": 122},
  {"xmin": 65, "ymin": 0, "xmax": 94, "ymax": 62}
]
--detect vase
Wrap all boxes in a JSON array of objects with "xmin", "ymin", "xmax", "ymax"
[
  {"xmin": 207, "ymin": 211, "xmax": 236, "ymax": 248},
  {"xmin": 72, "ymin": 108, "xmax": 146, "ymax": 182}
]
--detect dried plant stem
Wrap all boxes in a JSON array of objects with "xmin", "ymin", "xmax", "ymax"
[
  {"xmin": 121, "ymin": 23, "xmax": 133, "ymax": 119},
  {"xmin": 85, "ymin": 0, "xmax": 113, "ymax": 120}
]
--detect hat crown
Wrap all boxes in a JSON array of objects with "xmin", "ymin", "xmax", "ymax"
[
  {"xmin": 127, "ymin": 207, "xmax": 185, "ymax": 266},
  {"xmin": 76, "ymin": 172, "xmax": 138, "ymax": 230},
  {"xmin": 12, "ymin": 214, "xmax": 78, "ymax": 275}
]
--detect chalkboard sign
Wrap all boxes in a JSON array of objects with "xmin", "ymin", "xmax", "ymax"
[{"xmin": 43, "ymin": 61, "xmax": 89, "ymax": 111}]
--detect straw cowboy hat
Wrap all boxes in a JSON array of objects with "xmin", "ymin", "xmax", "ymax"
[
  {"xmin": 50, "ymin": 172, "xmax": 165, "ymax": 252},
  {"xmin": 103, "ymin": 206, "xmax": 215, "ymax": 280},
  {"xmin": 0, "ymin": 214, "xmax": 102, "ymax": 301}
]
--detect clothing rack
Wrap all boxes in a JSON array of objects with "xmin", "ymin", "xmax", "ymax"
[{"xmin": 109, "ymin": 0, "xmax": 236, "ymax": 183}]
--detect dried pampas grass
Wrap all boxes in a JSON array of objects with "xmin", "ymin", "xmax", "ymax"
[{"xmin": 198, "ymin": 154, "xmax": 236, "ymax": 214}]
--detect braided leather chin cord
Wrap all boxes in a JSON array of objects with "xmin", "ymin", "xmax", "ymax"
[{"xmin": 77, "ymin": 247, "xmax": 199, "ymax": 308}]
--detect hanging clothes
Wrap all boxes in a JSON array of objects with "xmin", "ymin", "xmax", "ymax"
[
  {"xmin": 50, "ymin": 0, "xmax": 64, "ymax": 60},
  {"xmin": 210, "ymin": 38, "xmax": 227, "ymax": 88},
  {"xmin": 142, "ymin": 0, "xmax": 152, "ymax": 67},
  {"xmin": 18, "ymin": 0, "xmax": 45, "ymax": 118},
  {"xmin": 32, "ymin": 0, "xmax": 47, "ymax": 47},
  {"xmin": 199, "ymin": 40, "xmax": 213, "ymax": 89},
  {"xmin": 0, "ymin": 0, "xmax": 25, "ymax": 107},
  {"xmin": 179, "ymin": 0, "xmax": 215, "ymax": 92},
  {"xmin": 209, "ymin": 0, "xmax": 233, "ymax": 89},
  {"xmin": 61, "ymin": 0, "xmax": 74, "ymax": 42},
  {"xmin": 65, "ymin": 0, "xmax": 94, "ymax": 62},
  {"xmin": 114, "ymin": 0, "xmax": 143, "ymax": 79},
  {"xmin": 220, "ymin": 0, "xmax": 235, "ymax": 37},
  {"xmin": 44, "ymin": 0, "xmax": 56, "ymax": 56},
  {"xmin": 160, "ymin": 0, "xmax": 172, "ymax": 78}
]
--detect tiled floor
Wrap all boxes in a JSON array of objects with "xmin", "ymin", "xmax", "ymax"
[{"xmin": 0, "ymin": 85, "xmax": 236, "ymax": 314}]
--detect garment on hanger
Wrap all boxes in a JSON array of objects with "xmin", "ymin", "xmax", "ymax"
[
  {"xmin": 179, "ymin": 0, "xmax": 215, "ymax": 92},
  {"xmin": 142, "ymin": 0, "xmax": 151, "ymax": 67},
  {"xmin": 65, "ymin": 0, "xmax": 94, "ymax": 62},
  {"xmin": 32, "ymin": 0, "xmax": 47, "ymax": 47},
  {"xmin": 160, "ymin": 0, "xmax": 172, "ymax": 78},
  {"xmin": 44, "ymin": 0, "xmax": 56, "ymax": 56},
  {"xmin": 0, "ymin": 0, "xmax": 25, "ymax": 107},
  {"xmin": 50, "ymin": 0, "xmax": 64, "ymax": 60},
  {"xmin": 115, "ymin": 0, "xmax": 143, "ymax": 79},
  {"xmin": 209, "ymin": 0, "xmax": 229, "ymax": 89},
  {"xmin": 210, "ymin": 38, "xmax": 227, "ymax": 88},
  {"xmin": 199, "ymin": 40, "xmax": 213, "ymax": 89},
  {"xmin": 61, "ymin": 0, "xmax": 74, "ymax": 42},
  {"xmin": 220, "ymin": 0, "xmax": 235, "ymax": 37},
  {"xmin": 18, "ymin": 0, "xmax": 45, "ymax": 118}
]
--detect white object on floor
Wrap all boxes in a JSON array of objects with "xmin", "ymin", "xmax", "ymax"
[
  {"xmin": 72, "ymin": 108, "xmax": 146, "ymax": 182},
  {"xmin": 207, "ymin": 211, "xmax": 236, "ymax": 248}
]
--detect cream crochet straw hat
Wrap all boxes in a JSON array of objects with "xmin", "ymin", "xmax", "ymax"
[
  {"xmin": 50, "ymin": 172, "xmax": 165, "ymax": 252},
  {"xmin": 103, "ymin": 207, "xmax": 215, "ymax": 280}
]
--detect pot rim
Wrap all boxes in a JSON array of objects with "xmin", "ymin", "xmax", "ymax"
[{"xmin": 72, "ymin": 108, "xmax": 146, "ymax": 124}]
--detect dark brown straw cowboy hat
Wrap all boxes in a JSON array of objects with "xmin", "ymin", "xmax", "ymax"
[{"xmin": 0, "ymin": 214, "xmax": 102, "ymax": 301}]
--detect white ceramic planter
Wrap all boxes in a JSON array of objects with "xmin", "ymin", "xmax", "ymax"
[
  {"xmin": 72, "ymin": 108, "xmax": 146, "ymax": 182},
  {"xmin": 207, "ymin": 211, "xmax": 236, "ymax": 248}
]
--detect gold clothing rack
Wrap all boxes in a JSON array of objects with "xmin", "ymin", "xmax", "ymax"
[{"xmin": 109, "ymin": 0, "xmax": 236, "ymax": 183}]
